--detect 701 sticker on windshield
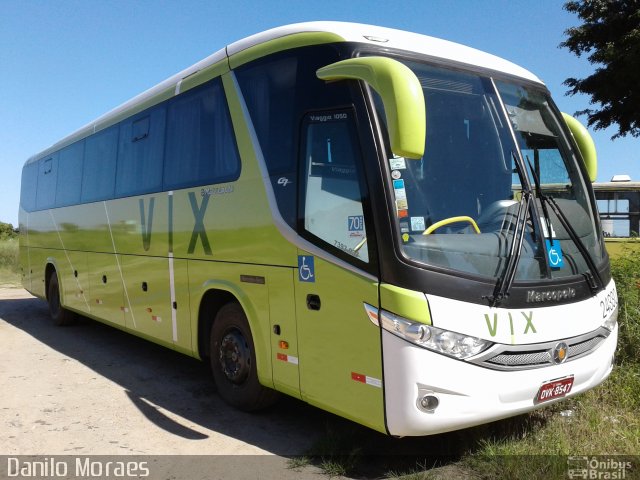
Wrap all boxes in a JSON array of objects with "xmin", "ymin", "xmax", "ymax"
[{"xmin": 348, "ymin": 215, "xmax": 364, "ymax": 235}]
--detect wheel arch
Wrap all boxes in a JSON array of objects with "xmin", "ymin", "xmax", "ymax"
[
  {"xmin": 197, "ymin": 287, "xmax": 238, "ymax": 360},
  {"xmin": 195, "ymin": 281, "xmax": 273, "ymax": 388},
  {"xmin": 44, "ymin": 259, "xmax": 60, "ymax": 302}
]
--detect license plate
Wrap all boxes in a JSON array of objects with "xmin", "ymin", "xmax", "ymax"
[{"xmin": 536, "ymin": 376, "xmax": 574, "ymax": 403}]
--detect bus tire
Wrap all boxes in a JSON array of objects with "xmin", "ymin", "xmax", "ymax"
[
  {"xmin": 209, "ymin": 302, "xmax": 278, "ymax": 411},
  {"xmin": 47, "ymin": 271, "xmax": 75, "ymax": 326}
]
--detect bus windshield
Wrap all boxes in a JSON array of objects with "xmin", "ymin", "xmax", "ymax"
[{"xmin": 376, "ymin": 59, "xmax": 604, "ymax": 281}]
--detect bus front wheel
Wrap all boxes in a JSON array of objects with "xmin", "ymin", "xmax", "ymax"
[
  {"xmin": 209, "ymin": 302, "xmax": 278, "ymax": 411},
  {"xmin": 47, "ymin": 271, "xmax": 75, "ymax": 326}
]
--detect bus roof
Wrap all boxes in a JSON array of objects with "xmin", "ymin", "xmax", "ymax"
[
  {"xmin": 26, "ymin": 21, "xmax": 542, "ymax": 165},
  {"xmin": 229, "ymin": 22, "xmax": 541, "ymax": 82}
]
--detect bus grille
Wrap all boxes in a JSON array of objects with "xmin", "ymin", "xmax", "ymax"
[
  {"xmin": 471, "ymin": 328, "xmax": 610, "ymax": 371},
  {"xmin": 487, "ymin": 350, "xmax": 552, "ymax": 368}
]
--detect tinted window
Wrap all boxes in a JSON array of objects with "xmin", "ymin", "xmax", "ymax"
[
  {"xmin": 82, "ymin": 126, "xmax": 118, "ymax": 202},
  {"xmin": 56, "ymin": 142, "xmax": 84, "ymax": 206},
  {"xmin": 116, "ymin": 107, "xmax": 166, "ymax": 197},
  {"xmin": 301, "ymin": 110, "xmax": 370, "ymax": 263},
  {"xmin": 20, "ymin": 161, "xmax": 39, "ymax": 212},
  {"xmin": 164, "ymin": 79, "xmax": 240, "ymax": 190},
  {"xmin": 235, "ymin": 45, "xmax": 349, "ymax": 228},
  {"xmin": 36, "ymin": 154, "xmax": 58, "ymax": 209}
]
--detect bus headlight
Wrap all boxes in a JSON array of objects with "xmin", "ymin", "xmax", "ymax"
[
  {"xmin": 379, "ymin": 310, "xmax": 492, "ymax": 359},
  {"xmin": 603, "ymin": 305, "xmax": 618, "ymax": 332}
]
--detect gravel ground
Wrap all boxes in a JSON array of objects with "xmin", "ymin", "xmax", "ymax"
[{"xmin": 0, "ymin": 287, "xmax": 336, "ymax": 479}]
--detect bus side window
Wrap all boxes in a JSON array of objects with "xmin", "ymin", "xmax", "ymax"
[
  {"xmin": 116, "ymin": 108, "xmax": 166, "ymax": 197},
  {"xmin": 36, "ymin": 155, "xmax": 58, "ymax": 210},
  {"xmin": 56, "ymin": 142, "xmax": 84, "ymax": 207},
  {"xmin": 164, "ymin": 79, "xmax": 240, "ymax": 191},
  {"xmin": 300, "ymin": 110, "xmax": 369, "ymax": 263},
  {"xmin": 20, "ymin": 161, "xmax": 39, "ymax": 212},
  {"xmin": 81, "ymin": 125, "xmax": 118, "ymax": 203}
]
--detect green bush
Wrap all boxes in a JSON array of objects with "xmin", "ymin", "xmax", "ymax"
[
  {"xmin": 609, "ymin": 251, "xmax": 640, "ymax": 366},
  {"xmin": 0, "ymin": 222, "xmax": 17, "ymax": 240},
  {"xmin": 0, "ymin": 237, "xmax": 19, "ymax": 285},
  {"xmin": 0, "ymin": 238, "xmax": 18, "ymax": 272}
]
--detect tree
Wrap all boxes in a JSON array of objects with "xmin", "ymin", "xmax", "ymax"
[
  {"xmin": 0, "ymin": 222, "xmax": 17, "ymax": 240},
  {"xmin": 560, "ymin": 0, "xmax": 640, "ymax": 138}
]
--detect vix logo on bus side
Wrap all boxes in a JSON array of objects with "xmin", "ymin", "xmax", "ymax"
[{"xmin": 138, "ymin": 191, "xmax": 216, "ymax": 255}]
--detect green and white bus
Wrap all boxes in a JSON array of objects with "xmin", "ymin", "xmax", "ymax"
[{"xmin": 19, "ymin": 22, "xmax": 618, "ymax": 436}]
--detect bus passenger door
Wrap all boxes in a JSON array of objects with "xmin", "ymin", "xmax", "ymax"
[
  {"xmin": 268, "ymin": 267, "xmax": 301, "ymax": 399},
  {"xmin": 294, "ymin": 109, "xmax": 385, "ymax": 433}
]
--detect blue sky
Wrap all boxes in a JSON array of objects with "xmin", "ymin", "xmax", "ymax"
[{"xmin": 1, "ymin": 0, "xmax": 638, "ymax": 227}]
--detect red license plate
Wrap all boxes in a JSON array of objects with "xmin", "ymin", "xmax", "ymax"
[{"xmin": 536, "ymin": 376, "xmax": 574, "ymax": 403}]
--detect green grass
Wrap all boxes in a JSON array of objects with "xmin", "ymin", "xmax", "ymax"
[
  {"xmin": 286, "ymin": 456, "xmax": 312, "ymax": 471},
  {"xmin": 609, "ymin": 246, "xmax": 640, "ymax": 366},
  {"xmin": 0, "ymin": 238, "xmax": 20, "ymax": 286}
]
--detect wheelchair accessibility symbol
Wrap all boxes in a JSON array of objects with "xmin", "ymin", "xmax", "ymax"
[
  {"xmin": 298, "ymin": 255, "xmax": 315, "ymax": 282},
  {"xmin": 545, "ymin": 239, "xmax": 564, "ymax": 269}
]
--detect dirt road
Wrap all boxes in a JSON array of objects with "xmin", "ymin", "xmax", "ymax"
[{"xmin": 0, "ymin": 287, "xmax": 334, "ymax": 478}]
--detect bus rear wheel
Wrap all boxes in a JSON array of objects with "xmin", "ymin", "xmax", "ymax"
[
  {"xmin": 47, "ymin": 271, "xmax": 75, "ymax": 326},
  {"xmin": 209, "ymin": 302, "xmax": 278, "ymax": 411}
]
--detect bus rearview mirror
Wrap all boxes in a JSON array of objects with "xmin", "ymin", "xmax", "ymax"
[
  {"xmin": 317, "ymin": 57, "xmax": 426, "ymax": 159},
  {"xmin": 562, "ymin": 112, "xmax": 597, "ymax": 183}
]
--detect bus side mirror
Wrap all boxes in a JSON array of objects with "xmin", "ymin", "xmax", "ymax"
[
  {"xmin": 317, "ymin": 57, "xmax": 426, "ymax": 159},
  {"xmin": 562, "ymin": 112, "xmax": 597, "ymax": 182}
]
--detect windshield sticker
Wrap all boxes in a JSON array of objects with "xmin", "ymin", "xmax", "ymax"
[
  {"xmin": 545, "ymin": 239, "xmax": 564, "ymax": 269},
  {"xmin": 393, "ymin": 180, "xmax": 407, "ymax": 201},
  {"xmin": 400, "ymin": 221, "xmax": 410, "ymax": 233},
  {"xmin": 393, "ymin": 179, "xmax": 405, "ymax": 190},
  {"xmin": 391, "ymin": 170, "xmax": 402, "ymax": 180},
  {"xmin": 402, "ymin": 233, "xmax": 410, "ymax": 243},
  {"xmin": 348, "ymin": 215, "xmax": 365, "ymax": 238},
  {"xmin": 398, "ymin": 209, "xmax": 409, "ymax": 218},
  {"xmin": 411, "ymin": 216, "xmax": 425, "ymax": 231},
  {"xmin": 390, "ymin": 157, "xmax": 406, "ymax": 170},
  {"xmin": 396, "ymin": 199, "xmax": 408, "ymax": 210}
]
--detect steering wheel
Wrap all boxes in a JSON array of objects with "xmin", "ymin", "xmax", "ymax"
[
  {"xmin": 423, "ymin": 216, "xmax": 481, "ymax": 235},
  {"xmin": 475, "ymin": 200, "xmax": 519, "ymax": 232}
]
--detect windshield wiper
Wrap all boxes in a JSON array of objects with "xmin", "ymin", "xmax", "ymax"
[
  {"xmin": 526, "ymin": 161, "xmax": 604, "ymax": 294},
  {"xmin": 526, "ymin": 156, "xmax": 554, "ymax": 243},
  {"xmin": 484, "ymin": 152, "xmax": 532, "ymax": 307}
]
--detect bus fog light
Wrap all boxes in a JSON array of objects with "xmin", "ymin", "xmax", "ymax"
[{"xmin": 418, "ymin": 394, "xmax": 439, "ymax": 412}]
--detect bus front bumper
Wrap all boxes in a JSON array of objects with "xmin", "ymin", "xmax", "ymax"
[{"xmin": 382, "ymin": 325, "xmax": 618, "ymax": 436}]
